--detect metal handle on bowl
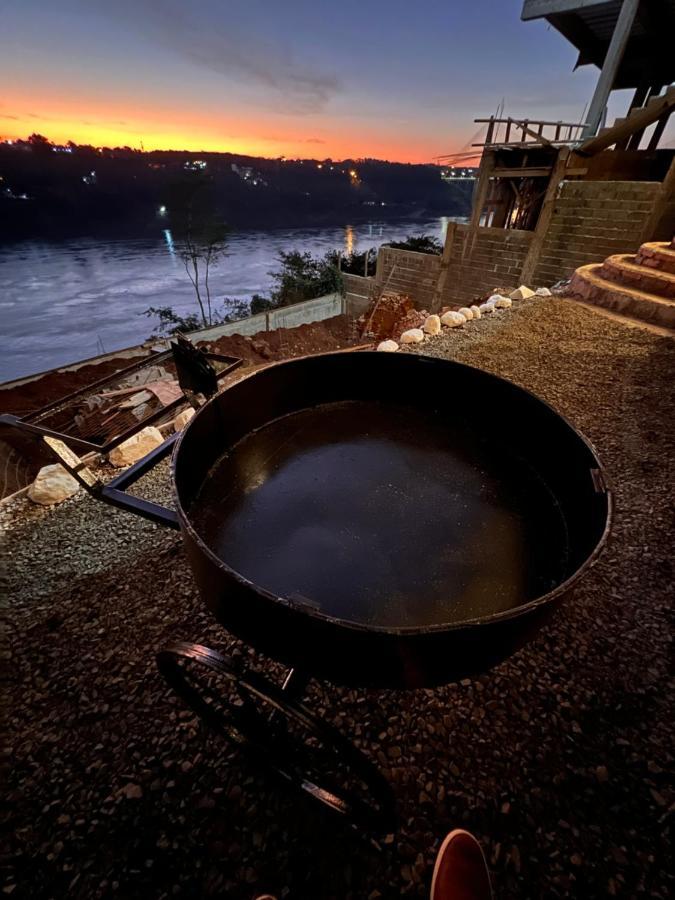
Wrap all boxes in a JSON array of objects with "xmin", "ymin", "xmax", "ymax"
[
  {"xmin": 97, "ymin": 434, "xmax": 180, "ymax": 528},
  {"xmin": 40, "ymin": 428, "xmax": 179, "ymax": 529}
]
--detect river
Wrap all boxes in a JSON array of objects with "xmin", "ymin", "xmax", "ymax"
[{"xmin": 0, "ymin": 216, "xmax": 460, "ymax": 383}]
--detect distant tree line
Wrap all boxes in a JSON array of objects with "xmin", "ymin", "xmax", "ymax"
[{"xmin": 0, "ymin": 134, "xmax": 473, "ymax": 238}]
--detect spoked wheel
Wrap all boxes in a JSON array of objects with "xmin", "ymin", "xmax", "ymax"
[{"xmin": 157, "ymin": 642, "xmax": 396, "ymax": 831}]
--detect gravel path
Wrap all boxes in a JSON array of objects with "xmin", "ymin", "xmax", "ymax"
[{"xmin": 3, "ymin": 298, "xmax": 673, "ymax": 899}]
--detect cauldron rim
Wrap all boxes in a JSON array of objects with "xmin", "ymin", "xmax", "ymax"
[{"xmin": 170, "ymin": 351, "xmax": 613, "ymax": 637}]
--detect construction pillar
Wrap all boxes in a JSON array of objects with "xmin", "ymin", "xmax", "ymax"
[{"xmin": 582, "ymin": 0, "xmax": 640, "ymax": 139}]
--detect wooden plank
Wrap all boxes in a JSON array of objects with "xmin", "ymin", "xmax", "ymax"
[
  {"xmin": 579, "ymin": 86, "xmax": 675, "ymax": 155},
  {"xmin": 430, "ymin": 222, "xmax": 457, "ymax": 312},
  {"xmin": 463, "ymin": 150, "xmax": 496, "ymax": 260},
  {"xmin": 475, "ymin": 118, "xmax": 583, "ymax": 128},
  {"xmin": 617, "ymin": 83, "xmax": 651, "ymax": 151},
  {"xmin": 581, "ymin": 0, "xmax": 641, "ymax": 139},
  {"xmin": 512, "ymin": 119, "xmax": 553, "ymax": 146},
  {"xmin": 493, "ymin": 166, "xmax": 552, "ymax": 178},
  {"xmin": 647, "ymin": 110, "xmax": 670, "ymax": 151},
  {"xmin": 520, "ymin": 147, "xmax": 570, "ymax": 285}
]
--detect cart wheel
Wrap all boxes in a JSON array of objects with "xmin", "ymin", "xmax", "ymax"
[{"xmin": 157, "ymin": 642, "xmax": 396, "ymax": 831}]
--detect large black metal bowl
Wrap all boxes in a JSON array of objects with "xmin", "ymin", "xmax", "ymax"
[{"xmin": 171, "ymin": 351, "xmax": 611, "ymax": 689}]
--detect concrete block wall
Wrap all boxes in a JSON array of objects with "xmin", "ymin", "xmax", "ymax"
[
  {"xmin": 342, "ymin": 272, "xmax": 376, "ymax": 317},
  {"xmin": 341, "ymin": 272, "xmax": 375, "ymax": 298},
  {"xmin": 189, "ymin": 292, "xmax": 344, "ymax": 343},
  {"xmin": 375, "ymin": 247, "xmax": 442, "ymax": 308},
  {"xmin": 372, "ymin": 227, "xmax": 533, "ymax": 309},
  {"xmin": 534, "ymin": 180, "xmax": 660, "ymax": 286},
  {"xmin": 440, "ymin": 225, "xmax": 533, "ymax": 305}
]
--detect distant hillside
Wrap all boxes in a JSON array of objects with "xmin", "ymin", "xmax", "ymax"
[{"xmin": 0, "ymin": 137, "xmax": 473, "ymax": 239}]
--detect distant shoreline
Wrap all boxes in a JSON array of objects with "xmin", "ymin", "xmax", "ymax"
[{"xmin": 0, "ymin": 204, "xmax": 460, "ymax": 246}]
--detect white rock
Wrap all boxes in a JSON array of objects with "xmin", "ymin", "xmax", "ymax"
[
  {"xmin": 376, "ymin": 339, "xmax": 399, "ymax": 353},
  {"xmin": 509, "ymin": 285, "xmax": 535, "ymax": 301},
  {"xmin": 422, "ymin": 314, "xmax": 442, "ymax": 335},
  {"xmin": 400, "ymin": 328, "xmax": 425, "ymax": 344},
  {"xmin": 440, "ymin": 310, "xmax": 466, "ymax": 327},
  {"xmin": 470, "ymin": 305, "xmax": 482, "ymax": 319},
  {"xmin": 173, "ymin": 407, "xmax": 195, "ymax": 431},
  {"xmin": 108, "ymin": 426, "xmax": 165, "ymax": 467},
  {"xmin": 535, "ymin": 287, "xmax": 552, "ymax": 297},
  {"xmin": 478, "ymin": 302, "xmax": 495, "ymax": 314},
  {"xmin": 487, "ymin": 294, "xmax": 505, "ymax": 304},
  {"xmin": 28, "ymin": 464, "xmax": 80, "ymax": 506},
  {"xmin": 457, "ymin": 307, "xmax": 474, "ymax": 321},
  {"xmin": 494, "ymin": 296, "xmax": 512, "ymax": 309}
]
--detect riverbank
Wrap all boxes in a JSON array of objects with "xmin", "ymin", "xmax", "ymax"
[
  {"xmin": 0, "ymin": 215, "xmax": 458, "ymax": 382},
  {"xmin": 3, "ymin": 298, "xmax": 672, "ymax": 898}
]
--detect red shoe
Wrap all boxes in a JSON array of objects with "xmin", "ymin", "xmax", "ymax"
[{"xmin": 430, "ymin": 829, "xmax": 493, "ymax": 900}]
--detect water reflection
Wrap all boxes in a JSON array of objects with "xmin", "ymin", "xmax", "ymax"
[
  {"xmin": 163, "ymin": 229, "xmax": 176, "ymax": 257},
  {"xmin": 344, "ymin": 224, "xmax": 354, "ymax": 255},
  {"xmin": 1, "ymin": 215, "xmax": 464, "ymax": 381}
]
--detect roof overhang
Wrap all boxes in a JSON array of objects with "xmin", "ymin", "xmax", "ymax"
[{"xmin": 521, "ymin": 0, "xmax": 675, "ymax": 90}]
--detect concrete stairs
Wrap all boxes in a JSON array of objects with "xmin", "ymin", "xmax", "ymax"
[
  {"xmin": 636, "ymin": 240, "xmax": 675, "ymax": 276},
  {"xmin": 569, "ymin": 239, "xmax": 675, "ymax": 331}
]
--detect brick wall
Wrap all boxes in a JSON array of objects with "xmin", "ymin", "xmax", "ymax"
[
  {"xmin": 534, "ymin": 180, "xmax": 660, "ymax": 285},
  {"xmin": 341, "ymin": 272, "xmax": 374, "ymax": 298},
  {"xmin": 375, "ymin": 247, "xmax": 442, "ymax": 308},
  {"xmin": 440, "ymin": 225, "xmax": 533, "ymax": 305},
  {"xmin": 362, "ymin": 182, "xmax": 659, "ymax": 312},
  {"xmin": 373, "ymin": 227, "xmax": 533, "ymax": 309}
]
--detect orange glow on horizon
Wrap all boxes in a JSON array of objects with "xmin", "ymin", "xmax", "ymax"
[{"xmin": 0, "ymin": 94, "xmax": 462, "ymax": 163}]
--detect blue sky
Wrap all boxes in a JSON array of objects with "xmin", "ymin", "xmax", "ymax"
[{"xmin": 0, "ymin": 0, "xmax": 659, "ymax": 160}]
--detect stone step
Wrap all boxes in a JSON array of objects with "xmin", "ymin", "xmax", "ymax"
[
  {"xmin": 635, "ymin": 242, "xmax": 675, "ymax": 275},
  {"xmin": 569, "ymin": 264, "xmax": 675, "ymax": 330},
  {"xmin": 569, "ymin": 298, "xmax": 675, "ymax": 338},
  {"xmin": 600, "ymin": 254, "xmax": 675, "ymax": 299}
]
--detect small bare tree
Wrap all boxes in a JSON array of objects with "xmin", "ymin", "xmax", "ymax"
[{"xmin": 170, "ymin": 175, "xmax": 229, "ymax": 327}]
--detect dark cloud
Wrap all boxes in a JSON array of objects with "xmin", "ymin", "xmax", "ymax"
[
  {"xmin": 112, "ymin": 0, "xmax": 340, "ymax": 114},
  {"xmin": 304, "ymin": 137, "xmax": 326, "ymax": 144},
  {"xmin": 0, "ymin": 113, "xmax": 21, "ymax": 120}
]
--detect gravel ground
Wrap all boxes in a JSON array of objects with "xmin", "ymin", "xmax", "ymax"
[{"xmin": 3, "ymin": 297, "xmax": 673, "ymax": 899}]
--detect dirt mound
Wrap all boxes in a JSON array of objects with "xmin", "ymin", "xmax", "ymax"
[
  {"xmin": 200, "ymin": 315, "xmax": 358, "ymax": 364},
  {"xmin": 359, "ymin": 292, "xmax": 417, "ymax": 341},
  {"xmin": 0, "ymin": 356, "xmax": 150, "ymax": 416},
  {"xmin": 1, "ymin": 316, "xmax": 359, "ymax": 417}
]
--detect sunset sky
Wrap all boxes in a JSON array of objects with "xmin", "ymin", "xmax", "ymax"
[{"xmin": 0, "ymin": 0, "xmax": 644, "ymax": 163}]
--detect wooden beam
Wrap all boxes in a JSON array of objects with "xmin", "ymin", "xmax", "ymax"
[
  {"xmin": 647, "ymin": 110, "xmax": 670, "ymax": 151},
  {"xmin": 493, "ymin": 166, "xmax": 552, "ymax": 178},
  {"xmin": 616, "ymin": 83, "xmax": 651, "ymax": 151},
  {"xmin": 511, "ymin": 119, "xmax": 553, "ymax": 146},
  {"xmin": 578, "ymin": 87, "xmax": 675, "ymax": 155},
  {"xmin": 520, "ymin": 147, "xmax": 570, "ymax": 285},
  {"xmin": 430, "ymin": 222, "xmax": 457, "ymax": 312},
  {"xmin": 582, "ymin": 0, "xmax": 640, "ymax": 139},
  {"xmin": 463, "ymin": 150, "xmax": 495, "ymax": 259}
]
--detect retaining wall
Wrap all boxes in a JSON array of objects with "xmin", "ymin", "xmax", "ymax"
[
  {"xmin": 373, "ymin": 226, "xmax": 534, "ymax": 309},
  {"xmin": 533, "ymin": 180, "xmax": 660, "ymax": 285},
  {"xmin": 375, "ymin": 247, "xmax": 442, "ymax": 308},
  {"xmin": 440, "ymin": 225, "xmax": 534, "ymax": 305},
  {"xmin": 188, "ymin": 292, "xmax": 344, "ymax": 343}
]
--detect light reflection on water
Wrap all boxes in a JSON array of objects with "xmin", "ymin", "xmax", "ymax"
[{"xmin": 1, "ymin": 216, "xmax": 459, "ymax": 382}]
